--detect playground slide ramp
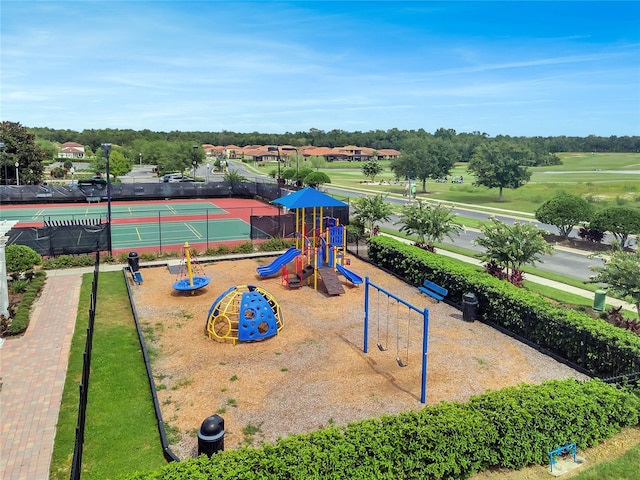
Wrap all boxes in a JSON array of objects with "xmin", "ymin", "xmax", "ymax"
[
  {"xmin": 257, "ymin": 248, "xmax": 301, "ymax": 277},
  {"xmin": 336, "ymin": 264, "xmax": 363, "ymax": 285}
]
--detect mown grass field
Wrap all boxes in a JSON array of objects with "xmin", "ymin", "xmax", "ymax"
[{"xmin": 250, "ymin": 152, "xmax": 640, "ymax": 214}]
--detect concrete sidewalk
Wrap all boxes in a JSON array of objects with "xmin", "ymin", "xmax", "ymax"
[
  {"xmin": 0, "ymin": 263, "xmax": 125, "ymax": 480},
  {"xmin": 0, "ymin": 271, "xmax": 83, "ymax": 479},
  {"xmin": 380, "ymin": 233, "xmax": 637, "ymax": 314}
]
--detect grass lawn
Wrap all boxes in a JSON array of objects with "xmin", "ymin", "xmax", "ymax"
[
  {"xmin": 572, "ymin": 442, "xmax": 640, "ymax": 479},
  {"xmin": 247, "ymin": 152, "xmax": 640, "ymax": 214},
  {"xmin": 50, "ymin": 271, "xmax": 166, "ymax": 480}
]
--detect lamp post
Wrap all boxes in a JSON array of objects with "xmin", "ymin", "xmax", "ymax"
[
  {"xmin": 282, "ymin": 146, "xmax": 299, "ymax": 189},
  {"xmin": 101, "ymin": 143, "xmax": 113, "ymax": 256},
  {"xmin": 0, "ymin": 141, "xmax": 6, "ymax": 185},
  {"xmin": 192, "ymin": 145, "xmax": 198, "ymax": 180},
  {"xmin": 267, "ymin": 146, "xmax": 282, "ymax": 187},
  {"xmin": 15, "ymin": 162, "xmax": 19, "ymax": 186},
  {"xmin": 267, "ymin": 146, "xmax": 283, "ymax": 236}
]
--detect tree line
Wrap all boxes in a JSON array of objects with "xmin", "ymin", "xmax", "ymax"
[{"xmin": 28, "ymin": 125, "xmax": 640, "ymax": 157}]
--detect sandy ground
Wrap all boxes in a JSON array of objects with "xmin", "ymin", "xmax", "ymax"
[{"xmin": 131, "ymin": 255, "xmax": 589, "ymax": 458}]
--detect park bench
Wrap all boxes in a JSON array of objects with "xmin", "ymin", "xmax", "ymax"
[{"xmin": 418, "ymin": 279, "xmax": 448, "ymax": 302}]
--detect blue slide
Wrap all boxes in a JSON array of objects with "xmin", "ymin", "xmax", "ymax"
[
  {"xmin": 257, "ymin": 248, "xmax": 301, "ymax": 277},
  {"xmin": 336, "ymin": 264, "xmax": 363, "ymax": 285}
]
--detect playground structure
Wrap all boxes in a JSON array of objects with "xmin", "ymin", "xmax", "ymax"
[
  {"xmin": 172, "ymin": 242, "xmax": 211, "ymax": 293},
  {"xmin": 257, "ymin": 187, "xmax": 363, "ymax": 296},
  {"xmin": 363, "ymin": 276, "xmax": 430, "ymax": 404},
  {"xmin": 205, "ymin": 285, "xmax": 283, "ymax": 345}
]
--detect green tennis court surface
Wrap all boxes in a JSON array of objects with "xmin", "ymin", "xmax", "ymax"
[
  {"xmin": 0, "ymin": 201, "xmax": 225, "ymax": 222},
  {"xmin": 112, "ymin": 219, "xmax": 250, "ymax": 248}
]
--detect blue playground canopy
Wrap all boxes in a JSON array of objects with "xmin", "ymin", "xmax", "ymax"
[{"xmin": 273, "ymin": 187, "xmax": 348, "ymax": 209}]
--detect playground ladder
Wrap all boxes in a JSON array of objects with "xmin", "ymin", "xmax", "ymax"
[{"xmin": 318, "ymin": 266, "xmax": 345, "ymax": 296}]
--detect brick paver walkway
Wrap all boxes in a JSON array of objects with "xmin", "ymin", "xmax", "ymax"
[{"xmin": 1, "ymin": 271, "xmax": 83, "ymax": 480}]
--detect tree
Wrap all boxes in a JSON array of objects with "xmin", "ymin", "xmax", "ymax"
[
  {"xmin": 535, "ymin": 193, "xmax": 593, "ymax": 238},
  {"xmin": 391, "ymin": 137, "xmax": 459, "ymax": 192},
  {"xmin": 352, "ymin": 194, "xmax": 393, "ymax": 236},
  {"xmin": 396, "ymin": 201, "xmax": 462, "ymax": 251},
  {"xmin": 303, "ymin": 171, "xmax": 331, "ymax": 189},
  {"xmin": 590, "ymin": 247, "xmax": 640, "ymax": 319},
  {"xmin": 474, "ymin": 218, "xmax": 554, "ymax": 281},
  {"xmin": 362, "ymin": 159, "xmax": 384, "ymax": 182},
  {"xmin": 1, "ymin": 121, "xmax": 46, "ymax": 185},
  {"xmin": 468, "ymin": 141, "xmax": 533, "ymax": 202},
  {"xmin": 223, "ymin": 170, "xmax": 247, "ymax": 185},
  {"xmin": 107, "ymin": 150, "xmax": 132, "ymax": 179},
  {"xmin": 308, "ymin": 155, "xmax": 326, "ymax": 171},
  {"xmin": 589, "ymin": 206, "xmax": 640, "ymax": 249}
]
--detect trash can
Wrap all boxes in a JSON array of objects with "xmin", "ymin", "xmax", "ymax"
[
  {"xmin": 127, "ymin": 252, "xmax": 140, "ymax": 272},
  {"xmin": 593, "ymin": 290, "xmax": 606, "ymax": 312},
  {"xmin": 197, "ymin": 414, "xmax": 225, "ymax": 456},
  {"xmin": 462, "ymin": 293, "xmax": 478, "ymax": 322}
]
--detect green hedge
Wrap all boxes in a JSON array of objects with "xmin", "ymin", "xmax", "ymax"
[
  {"xmin": 123, "ymin": 379, "xmax": 639, "ymax": 479},
  {"xmin": 7, "ymin": 270, "xmax": 47, "ymax": 335},
  {"xmin": 367, "ymin": 236, "xmax": 640, "ymax": 378}
]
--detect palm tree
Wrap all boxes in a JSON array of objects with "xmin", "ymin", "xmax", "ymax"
[
  {"xmin": 353, "ymin": 194, "xmax": 393, "ymax": 236},
  {"xmin": 396, "ymin": 201, "xmax": 462, "ymax": 252}
]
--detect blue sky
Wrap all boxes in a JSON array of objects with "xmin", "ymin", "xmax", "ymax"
[{"xmin": 1, "ymin": 1, "xmax": 639, "ymax": 137}]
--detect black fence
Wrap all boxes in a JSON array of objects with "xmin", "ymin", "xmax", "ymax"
[
  {"xmin": 0, "ymin": 180, "xmax": 285, "ymax": 204},
  {"xmin": 3, "ymin": 181, "xmax": 351, "ymax": 255},
  {"xmin": 7, "ymin": 220, "xmax": 110, "ymax": 257},
  {"xmin": 70, "ymin": 251, "xmax": 100, "ymax": 480},
  {"xmin": 124, "ymin": 266, "xmax": 180, "ymax": 463}
]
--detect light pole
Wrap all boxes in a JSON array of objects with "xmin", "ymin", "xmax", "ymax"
[
  {"xmin": 267, "ymin": 146, "xmax": 283, "ymax": 236},
  {"xmin": 192, "ymin": 145, "xmax": 198, "ymax": 180},
  {"xmin": 15, "ymin": 162, "xmax": 19, "ymax": 186},
  {"xmin": 282, "ymin": 146, "xmax": 299, "ymax": 189},
  {"xmin": 267, "ymin": 146, "xmax": 282, "ymax": 188},
  {"xmin": 0, "ymin": 141, "xmax": 6, "ymax": 185},
  {"xmin": 101, "ymin": 143, "xmax": 113, "ymax": 256},
  {"xmin": 139, "ymin": 152, "xmax": 142, "ymax": 166}
]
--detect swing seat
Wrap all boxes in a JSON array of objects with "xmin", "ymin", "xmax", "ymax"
[{"xmin": 418, "ymin": 279, "xmax": 448, "ymax": 302}]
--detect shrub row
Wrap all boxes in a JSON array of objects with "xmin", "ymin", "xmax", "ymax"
[
  {"xmin": 41, "ymin": 240, "xmax": 293, "ymax": 270},
  {"xmin": 367, "ymin": 236, "xmax": 640, "ymax": 378},
  {"xmin": 7, "ymin": 270, "xmax": 47, "ymax": 336},
  {"xmin": 124, "ymin": 379, "xmax": 639, "ymax": 479}
]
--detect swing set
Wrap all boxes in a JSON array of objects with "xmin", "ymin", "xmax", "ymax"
[{"xmin": 363, "ymin": 276, "xmax": 430, "ymax": 404}]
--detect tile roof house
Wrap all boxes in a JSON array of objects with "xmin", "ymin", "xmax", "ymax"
[
  {"xmin": 57, "ymin": 142, "xmax": 85, "ymax": 159},
  {"xmin": 199, "ymin": 144, "xmax": 400, "ymax": 163}
]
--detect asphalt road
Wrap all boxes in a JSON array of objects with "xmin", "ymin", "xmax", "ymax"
[{"xmin": 212, "ymin": 161, "xmax": 607, "ymax": 284}]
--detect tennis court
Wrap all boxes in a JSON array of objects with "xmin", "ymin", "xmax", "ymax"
[
  {"xmin": 0, "ymin": 200, "xmax": 226, "ymax": 223},
  {"xmin": 2, "ymin": 198, "xmax": 280, "ymax": 253}
]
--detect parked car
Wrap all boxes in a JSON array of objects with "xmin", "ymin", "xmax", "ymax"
[
  {"xmin": 78, "ymin": 176, "xmax": 107, "ymax": 186},
  {"xmin": 161, "ymin": 173, "xmax": 184, "ymax": 183}
]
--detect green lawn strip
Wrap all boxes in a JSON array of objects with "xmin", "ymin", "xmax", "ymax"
[
  {"xmin": 49, "ymin": 275, "xmax": 92, "ymax": 480},
  {"xmin": 81, "ymin": 271, "xmax": 166, "ymax": 479},
  {"xmin": 51, "ymin": 271, "xmax": 166, "ymax": 480},
  {"xmin": 572, "ymin": 442, "xmax": 640, "ymax": 480}
]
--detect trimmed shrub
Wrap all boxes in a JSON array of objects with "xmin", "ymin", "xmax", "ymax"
[
  {"xmin": 122, "ymin": 379, "xmax": 639, "ymax": 479},
  {"xmin": 7, "ymin": 270, "xmax": 46, "ymax": 335},
  {"xmin": 367, "ymin": 236, "xmax": 640, "ymax": 377},
  {"xmin": 6, "ymin": 244, "xmax": 41, "ymax": 274}
]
